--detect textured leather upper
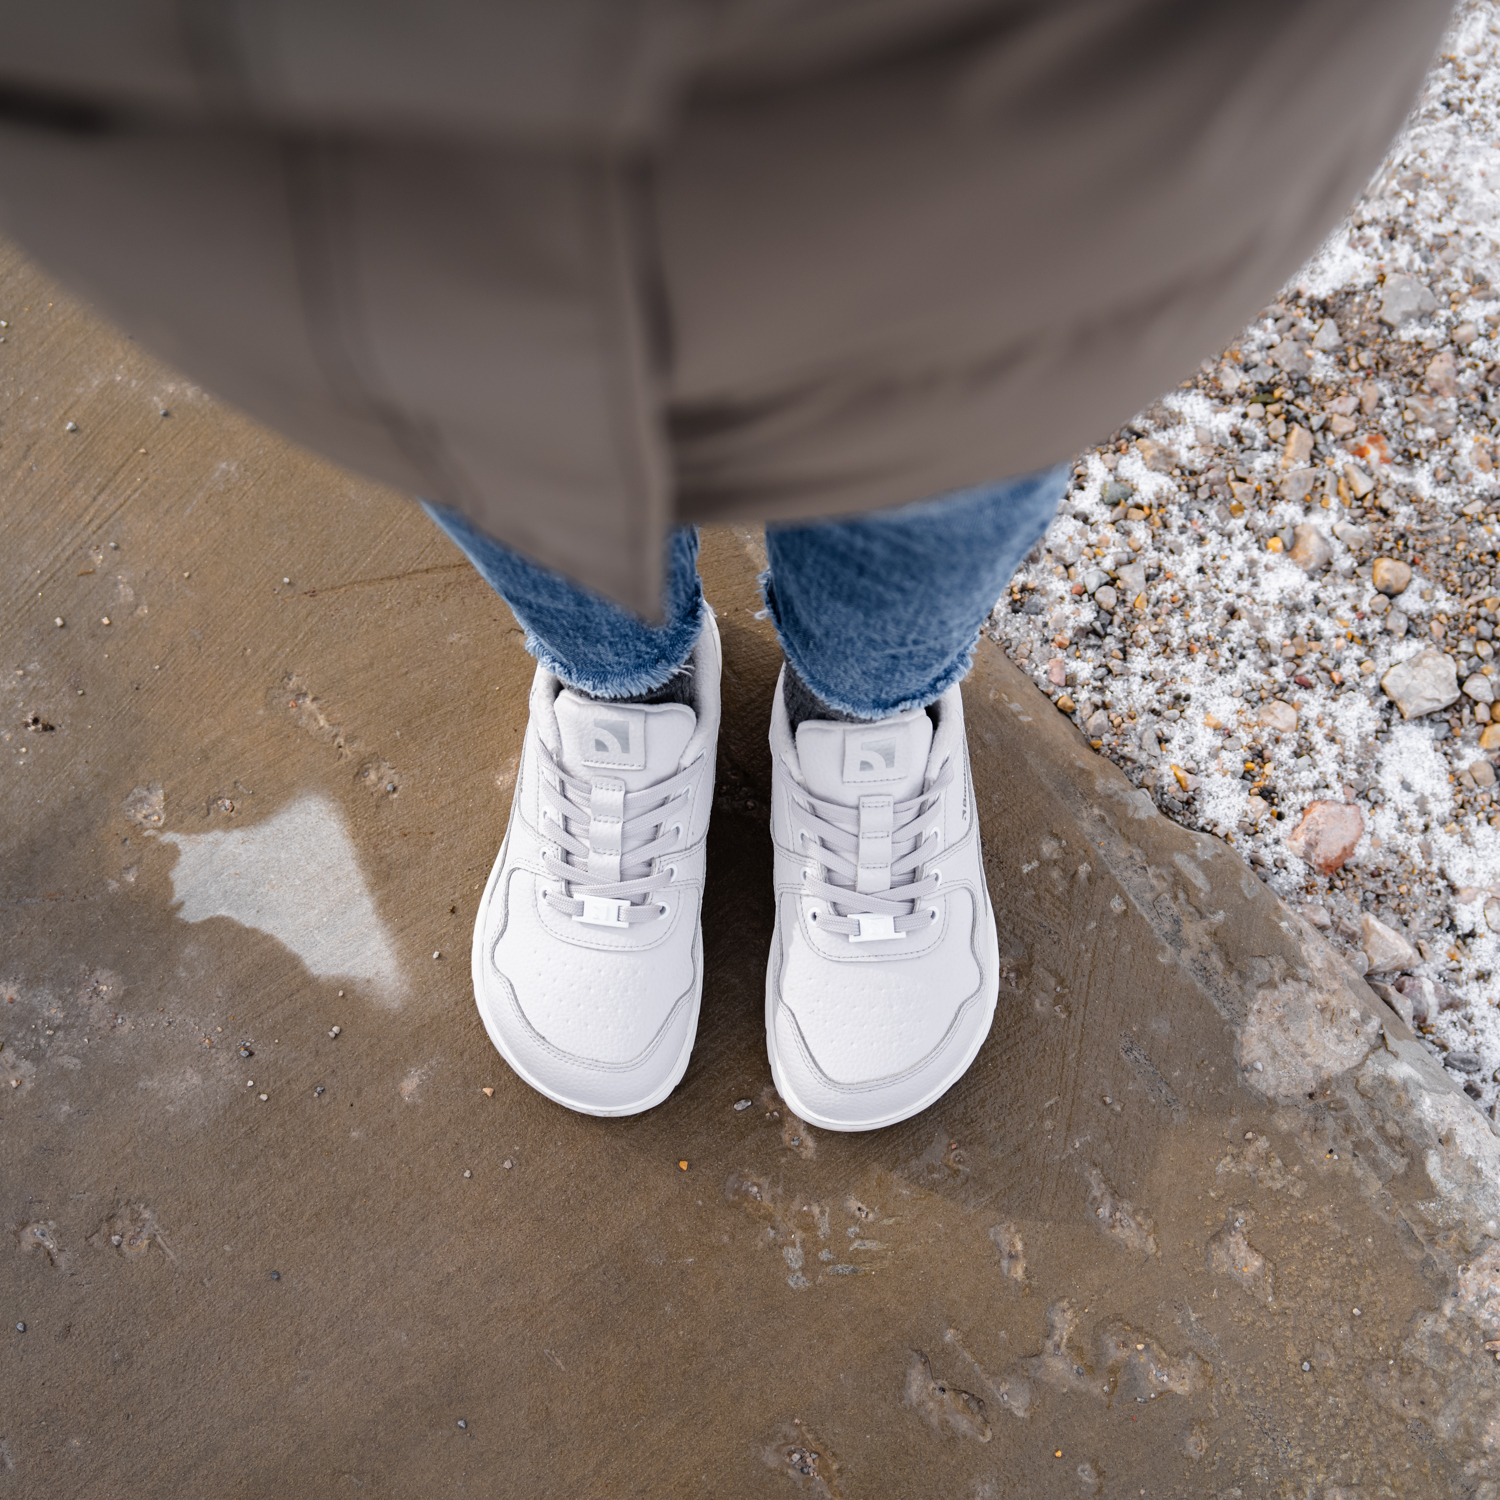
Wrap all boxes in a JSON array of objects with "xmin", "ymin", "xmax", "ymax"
[
  {"xmin": 766, "ymin": 673, "xmax": 998, "ymax": 1128},
  {"xmin": 472, "ymin": 613, "xmax": 720, "ymax": 1113}
]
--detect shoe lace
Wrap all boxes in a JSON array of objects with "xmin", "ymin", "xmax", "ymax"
[
  {"xmin": 786, "ymin": 755, "xmax": 954, "ymax": 939},
  {"xmin": 536, "ymin": 736, "xmax": 697, "ymax": 925}
]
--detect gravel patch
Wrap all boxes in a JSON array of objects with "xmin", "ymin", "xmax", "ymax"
[{"xmin": 989, "ymin": 1, "xmax": 1500, "ymax": 1110}]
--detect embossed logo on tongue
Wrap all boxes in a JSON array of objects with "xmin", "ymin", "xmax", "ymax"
[
  {"xmin": 580, "ymin": 705, "xmax": 647, "ymax": 770},
  {"xmin": 842, "ymin": 729, "xmax": 904, "ymax": 784}
]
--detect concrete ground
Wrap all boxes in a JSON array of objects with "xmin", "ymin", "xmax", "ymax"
[{"xmin": 6, "ymin": 240, "xmax": 1500, "ymax": 1499}]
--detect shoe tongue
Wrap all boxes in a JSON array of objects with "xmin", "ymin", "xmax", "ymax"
[
  {"xmin": 795, "ymin": 711, "xmax": 932, "ymax": 804},
  {"xmin": 553, "ymin": 691, "xmax": 696, "ymax": 791}
]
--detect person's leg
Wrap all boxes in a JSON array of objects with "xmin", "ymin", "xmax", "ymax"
[
  {"xmin": 762, "ymin": 463, "xmax": 1070, "ymax": 1133},
  {"xmin": 763, "ymin": 464, "xmax": 1070, "ymax": 721},
  {"xmin": 428, "ymin": 501, "xmax": 721, "ymax": 1119},
  {"xmin": 422, "ymin": 500, "xmax": 705, "ymax": 700}
]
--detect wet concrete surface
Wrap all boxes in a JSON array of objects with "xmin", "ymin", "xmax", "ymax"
[{"xmin": 4, "ymin": 240, "xmax": 1500, "ymax": 1498}]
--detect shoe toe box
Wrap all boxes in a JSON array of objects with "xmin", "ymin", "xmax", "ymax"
[
  {"xmin": 769, "ymin": 982, "xmax": 993, "ymax": 1131},
  {"xmin": 768, "ymin": 888, "xmax": 996, "ymax": 1131},
  {"xmin": 476, "ymin": 870, "xmax": 701, "ymax": 1115}
]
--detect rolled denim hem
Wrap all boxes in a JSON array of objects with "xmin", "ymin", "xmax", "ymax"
[
  {"xmin": 518, "ymin": 603, "xmax": 705, "ymax": 699},
  {"xmin": 421, "ymin": 499, "xmax": 704, "ymax": 698},
  {"xmin": 761, "ymin": 570, "xmax": 982, "ymax": 718}
]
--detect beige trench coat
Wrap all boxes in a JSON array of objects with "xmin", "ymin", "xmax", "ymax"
[{"xmin": 0, "ymin": 1, "xmax": 1453, "ymax": 614}]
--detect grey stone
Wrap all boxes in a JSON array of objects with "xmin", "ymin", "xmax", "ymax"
[
  {"xmin": 1424, "ymin": 349, "xmax": 1459, "ymax": 398},
  {"xmin": 1279, "ymin": 469, "xmax": 1316, "ymax": 504},
  {"xmin": 1258, "ymin": 700, "xmax": 1298, "ymax": 733},
  {"xmin": 1094, "ymin": 585, "xmax": 1118, "ymax": 613},
  {"xmin": 1271, "ymin": 340, "xmax": 1310, "ymax": 376},
  {"xmin": 1082, "ymin": 567, "xmax": 1108, "ymax": 594},
  {"xmin": 1381, "ymin": 648, "xmax": 1460, "ymax": 718},
  {"xmin": 1360, "ymin": 913, "xmax": 1420, "ymax": 974},
  {"xmin": 1379, "ymin": 274, "xmax": 1438, "ymax": 326},
  {"xmin": 1395, "ymin": 975, "xmax": 1466, "ymax": 1020},
  {"xmin": 1311, "ymin": 318, "xmax": 1342, "ymax": 351},
  {"xmin": 1463, "ymin": 673, "xmax": 1494, "ymax": 705},
  {"xmin": 1287, "ymin": 524, "xmax": 1332, "ymax": 574},
  {"xmin": 1116, "ymin": 561, "xmax": 1146, "ymax": 596}
]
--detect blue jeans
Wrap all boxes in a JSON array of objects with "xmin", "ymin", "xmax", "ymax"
[{"xmin": 423, "ymin": 466, "xmax": 1068, "ymax": 718}]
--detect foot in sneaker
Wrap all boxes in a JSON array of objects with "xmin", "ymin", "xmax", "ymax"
[
  {"xmin": 766, "ymin": 671, "xmax": 1000, "ymax": 1131},
  {"xmin": 471, "ymin": 612, "xmax": 720, "ymax": 1116}
]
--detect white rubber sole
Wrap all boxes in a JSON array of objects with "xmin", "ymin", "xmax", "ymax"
[
  {"xmin": 470, "ymin": 795, "xmax": 703, "ymax": 1119},
  {"xmin": 765, "ymin": 878, "xmax": 1001, "ymax": 1133}
]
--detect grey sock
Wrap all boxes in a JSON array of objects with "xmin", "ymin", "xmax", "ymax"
[
  {"xmin": 783, "ymin": 662, "xmax": 860, "ymax": 731},
  {"xmin": 587, "ymin": 661, "xmax": 696, "ymax": 709}
]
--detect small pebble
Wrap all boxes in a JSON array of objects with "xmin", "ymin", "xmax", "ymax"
[
  {"xmin": 481, "ymin": 1087, "xmax": 494, "ymax": 1097},
  {"xmin": 457, "ymin": 1420, "xmax": 467, "ymax": 1430},
  {"xmin": 258, "ymin": 1093, "xmax": 268, "ymax": 1101},
  {"xmin": 65, "ymin": 420, "xmax": 77, "ymax": 432},
  {"xmin": 463, "ymin": 1169, "xmax": 472, "ymax": 1178},
  {"xmin": 269, "ymin": 1271, "xmax": 280, "ymax": 1281},
  {"xmin": 733, "ymin": 1098, "xmax": 753, "ymax": 1111},
  {"xmin": 314, "ymin": 1086, "xmax": 325, "ymax": 1096},
  {"xmin": 54, "ymin": 617, "xmax": 63, "ymax": 627},
  {"xmin": 503, "ymin": 1158, "xmax": 514, "ymax": 1170},
  {"xmin": 328, "ymin": 1025, "xmax": 341, "ymax": 1038},
  {"xmin": 433, "ymin": 951, "xmax": 441, "ymax": 960},
  {"xmin": 15, "ymin": 1322, "xmax": 25, "ymax": 1333}
]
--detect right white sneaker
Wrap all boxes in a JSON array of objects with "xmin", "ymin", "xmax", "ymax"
[
  {"xmin": 765, "ymin": 671, "xmax": 1000, "ymax": 1131},
  {"xmin": 471, "ymin": 611, "xmax": 720, "ymax": 1117}
]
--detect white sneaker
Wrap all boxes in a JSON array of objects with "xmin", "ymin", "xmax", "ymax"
[
  {"xmin": 765, "ymin": 672, "xmax": 1000, "ymax": 1131},
  {"xmin": 471, "ymin": 611, "xmax": 720, "ymax": 1116}
]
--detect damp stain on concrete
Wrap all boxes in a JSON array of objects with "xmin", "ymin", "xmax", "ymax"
[{"xmin": 158, "ymin": 794, "xmax": 401, "ymax": 1001}]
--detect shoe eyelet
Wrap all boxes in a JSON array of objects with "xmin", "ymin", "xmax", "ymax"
[
  {"xmin": 658, "ymin": 902, "xmax": 671, "ymax": 918},
  {"xmin": 800, "ymin": 868, "xmax": 809, "ymax": 882},
  {"xmin": 928, "ymin": 907, "xmax": 939, "ymax": 923},
  {"xmin": 809, "ymin": 909, "xmax": 819, "ymax": 923},
  {"xmin": 931, "ymin": 870, "xmax": 943, "ymax": 888},
  {"xmin": 666, "ymin": 865, "xmax": 678, "ymax": 881}
]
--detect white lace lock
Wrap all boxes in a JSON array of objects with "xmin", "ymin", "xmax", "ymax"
[
  {"xmin": 849, "ymin": 913, "xmax": 899, "ymax": 943},
  {"xmin": 576, "ymin": 896, "xmax": 630, "ymax": 928}
]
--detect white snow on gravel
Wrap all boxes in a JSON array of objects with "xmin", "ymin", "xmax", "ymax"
[{"xmin": 991, "ymin": 1, "xmax": 1500, "ymax": 1109}]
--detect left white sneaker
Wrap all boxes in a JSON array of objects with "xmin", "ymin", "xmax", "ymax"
[
  {"xmin": 765, "ymin": 671, "xmax": 1000, "ymax": 1131},
  {"xmin": 471, "ymin": 612, "xmax": 720, "ymax": 1117}
]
